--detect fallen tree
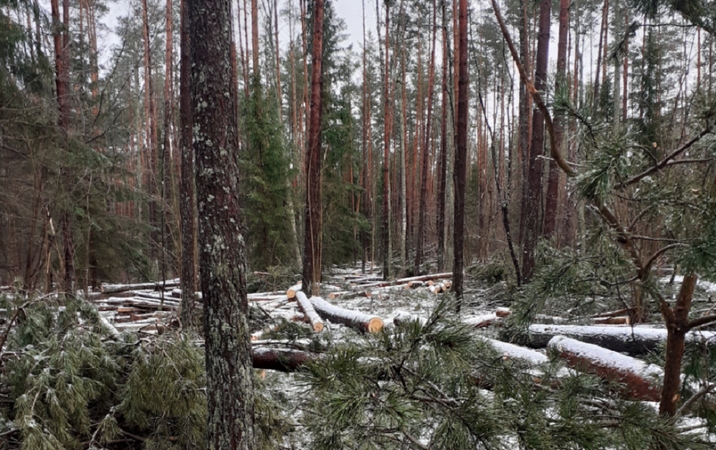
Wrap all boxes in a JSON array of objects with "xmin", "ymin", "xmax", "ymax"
[
  {"xmin": 528, "ymin": 324, "xmax": 716, "ymax": 356},
  {"xmin": 548, "ymin": 336, "xmax": 663, "ymax": 401},
  {"xmin": 295, "ymin": 291, "xmax": 324, "ymax": 332},
  {"xmin": 310, "ymin": 296, "xmax": 384, "ymax": 333},
  {"xmin": 252, "ymin": 347, "xmax": 316, "ymax": 372},
  {"xmin": 101, "ymin": 279, "xmax": 180, "ymax": 294}
]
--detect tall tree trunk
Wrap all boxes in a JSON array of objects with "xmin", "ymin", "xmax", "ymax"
[
  {"xmin": 179, "ymin": 0, "xmax": 198, "ymax": 326},
  {"xmin": 382, "ymin": 1, "xmax": 393, "ymax": 280},
  {"xmin": 594, "ymin": 0, "xmax": 609, "ymax": 103},
  {"xmin": 453, "ymin": 0, "xmax": 468, "ymax": 307},
  {"xmin": 162, "ymin": 0, "xmax": 175, "ymax": 281},
  {"xmin": 52, "ymin": 0, "xmax": 74, "ymax": 295},
  {"xmin": 142, "ymin": 0, "xmax": 158, "ymax": 263},
  {"xmin": 437, "ymin": 0, "xmax": 448, "ymax": 272},
  {"xmin": 251, "ymin": 0, "xmax": 259, "ymax": 78},
  {"xmin": 517, "ymin": 0, "xmax": 532, "ymax": 247},
  {"xmin": 189, "ymin": 0, "xmax": 255, "ymax": 446},
  {"xmin": 273, "ymin": 0, "xmax": 282, "ymax": 121},
  {"xmin": 543, "ymin": 0, "xmax": 569, "ymax": 240},
  {"xmin": 302, "ymin": 0, "xmax": 325, "ymax": 297},
  {"xmin": 361, "ymin": 0, "xmax": 370, "ymax": 273},
  {"xmin": 416, "ymin": 0, "xmax": 438, "ymax": 274},
  {"xmin": 520, "ymin": 0, "xmax": 550, "ymax": 283}
]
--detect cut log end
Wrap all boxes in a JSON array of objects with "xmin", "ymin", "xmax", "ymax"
[
  {"xmin": 313, "ymin": 322, "xmax": 324, "ymax": 332},
  {"xmin": 367, "ymin": 317, "xmax": 384, "ymax": 333}
]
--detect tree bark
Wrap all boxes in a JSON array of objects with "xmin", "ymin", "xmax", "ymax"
[
  {"xmin": 52, "ymin": 0, "xmax": 75, "ymax": 296},
  {"xmin": 543, "ymin": 0, "xmax": 569, "ymax": 240},
  {"xmin": 382, "ymin": 2, "xmax": 393, "ymax": 280},
  {"xmin": 416, "ymin": 0, "xmax": 438, "ymax": 275},
  {"xmin": 189, "ymin": 0, "xmax": 255, "ymax": 445},
  {"xmin": 436, "ymin": 0, "xmax": 448, "ymax": 273},
  {"xmin": 659, "ymin": 274, "xmax": 697, "ymax": 416},
  {"xmin": 520, "ymin": 0, "xmax": 551, "ymax": 283},
  {"xmin": 302, "ymin": 0, "xmax": 325, "ymax": 297},
  {"xmin": 179, "ymin": 0, "xmax": 198, "ymax": 327},
  {"xmin": 453, "ymin": 0, "xmax": 468, "ymax": 307},
  {"xmin": 141, "ymin": 0, "xmax": 158, "ymax": 262}
]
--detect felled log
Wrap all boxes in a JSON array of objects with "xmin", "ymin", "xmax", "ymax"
[
  {"xmin": 463, "ymin": 313, "xmax": 501, "ymax": 328},
  {"xmin": 252, "ymin": 347, "xmax": 316, "ymax": 372},
  {"xmin": 310, "ymin": 296, "xmax": 384, "ymax": 333},
  {"xmin": 592, "ymin": 308, "xmax": 636, "ymax": 319},
  {"xmin": 393, "ymin": 312, "xmax": 427, "ymax": 327},
  {"xmin": 101, "ymin": 279, "xmax": 180, "ymax": 294},
  {"xmin": 548, "ymin": 336, "xmax": 663, "ymax": 401},
  {"xmin": 528, "ymin": 324, "xmax": 716, "ymax": 356},
  {"xmin": 593, "ymin": 316, "xmax": 631, "ymax": 325},
  {"xmin": 495, "ymin": 307, "xmax": 511, "ymax": 318},
  {"xmin": 295, "ymin": 292, "xmax": 324, "ymax": 332},
  {"xmin": 286, "ymin": 283, "xmax": 302, "ymax": 299}
]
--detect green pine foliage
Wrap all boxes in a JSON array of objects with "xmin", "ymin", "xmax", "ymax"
[
  {"xmin": 301, "ymin": 298, "xmax": 711, "ymax": 449},
  {"xmin": 0, "ymin": 295, "xmax": 291, "ymax": 449}
]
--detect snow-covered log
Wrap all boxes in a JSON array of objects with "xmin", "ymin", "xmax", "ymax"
[
  {"xmin": 101, "ymin": 279, "xmax": 179, "ymax": 294},
  {"xmin": 286, "ymin": 283, "xmax": 302, "ymax": 299},
  {"xmin": 593, "ymin": 316, "xmax": 631, "ymax": 325},
  {"xmin": 310, "ymin": 296, "xmax": 384, "ymax": 333},
  {"xmin": 548, "ymin": 336, "xmax": 663, "ymax": 401},
  {"xmin": 464, "ymin": 313, "xmax": 501, "ymax": 328},
  {"xmin": 528, "ymin": 324, "xmax": 716, "ymax": 356},
  {"xmin": 251, "ymin": 347, "xmax": 316, "ymax": 372},
  {"xmin": 295, "ymin": 291, "xmax": 324, "ymax": 332}
]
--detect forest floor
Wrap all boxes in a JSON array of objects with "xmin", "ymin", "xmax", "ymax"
[{"xmin": 84, "ymin": 265, "xmax": 716, "ymax": 448}]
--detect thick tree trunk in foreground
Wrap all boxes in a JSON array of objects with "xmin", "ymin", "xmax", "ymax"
[
  {"xmin": 179, "ymin": 0, "xmax": 197, "ymax": 327},
  {"xmin": 302, "ymin": 0, "xmax": 325, "ymax": 297},
  {"xmin": 453, "ymin": 0, "xmax": 468, "ymax": 307},
  {"xmin": 189, "ymin": 0, "xmax": 255, "ymax": 446}
]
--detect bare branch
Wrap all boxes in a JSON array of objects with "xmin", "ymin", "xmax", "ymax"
[{"xmin": 618, "ymin": 128, "xmax": 712, "ymax": 189}]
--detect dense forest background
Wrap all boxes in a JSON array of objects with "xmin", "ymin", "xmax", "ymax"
[
  {"xmin": 3, "ymin": 0, "xmax": 716, "ymax": 447},
  {"xmin": 1, "ymin": 0, "xmax": 714, "ymax": 293}
]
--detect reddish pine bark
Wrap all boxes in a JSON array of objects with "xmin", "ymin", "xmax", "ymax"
[
  {"xmin": 416, "ymin": 0, "xmax": 438, "ymax": 274},
  {"xmin": 453, "ymin": 0, "xmax": 468, "ymax": 306},
  {"xmin": 543, "ymin": 0, "xmax": 569, "ymax": 240},
  {"xmin": 302, "ymin": 0, "xmax": 325, "ymax": 297},
  {"xmin": 659, "ymin": 274, "xmax": 697, "ymax": 416},
  {"xmin": 189, "ymin": 0, "xmax": 255, "ymax": 445},
  {"xmin": 520, "ymin": 0, "xmax": 551, "ymax": 283}
]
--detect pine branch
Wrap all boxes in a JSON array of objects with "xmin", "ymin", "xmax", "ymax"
[
  {"xmin": 617, "ymin": 127, "xmax": 712, "ymax": 189},
  {"xmin": 676, "ymin": 383, "xmax": 715, "ymax": 417},
  {"xmin": 686, "ymin": 315, "xmax": 716, "ymax": 331}
]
